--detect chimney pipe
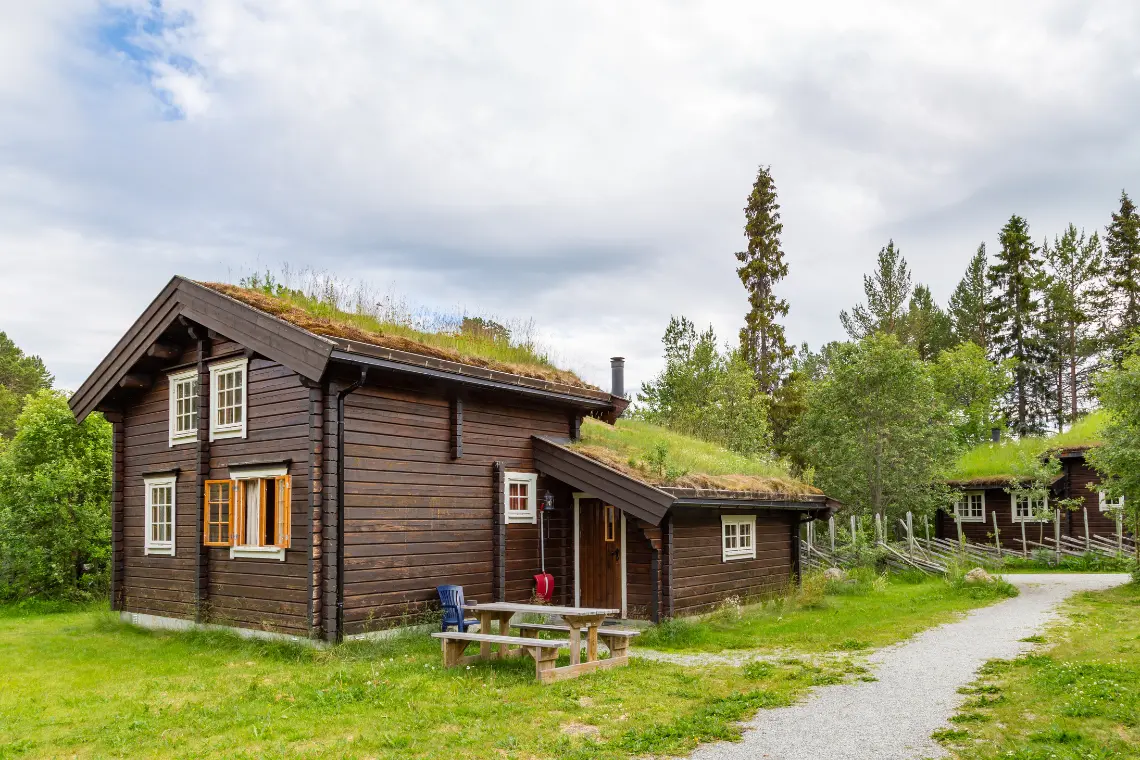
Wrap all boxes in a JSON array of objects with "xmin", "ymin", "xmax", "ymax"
[
  {"xmin": 991, "ymin": 427, "xmax": 1001, "ymax": 443},
  {"xmin": 610, "ymin": 357, "xmax": 625, "ymax": 398}
]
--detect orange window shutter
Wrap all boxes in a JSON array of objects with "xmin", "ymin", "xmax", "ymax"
[
  {"xmin": 276, "ymin": 476, "xmax": 292, "ymax": 548},
  {"xmin": 203, "ymin": 482, "xmax": 212, "ymax": 545},
  {"xmin": 233, "ymin": 480, "xmax": 245, "ymax": 546}
]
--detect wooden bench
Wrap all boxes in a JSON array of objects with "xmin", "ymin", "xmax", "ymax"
[
  {"xmin": 513, "ymin": 623, "xmax": 640, "ymax": 660},
  {"xmin": 431, "ymin": 631, "xmax": 565, "ymax": 682}
]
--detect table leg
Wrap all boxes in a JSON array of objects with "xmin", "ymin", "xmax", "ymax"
[
  {"xmin": 494, "ymin": 613, "xmax": 512, "ymax": 659},
  {"xmin": 587, "ymin": 623, "xmax": 599, "ymax": 663},
  {"xmin": 568, "ymin": 625, "xmax": 581, "ymax": 666},
  {"xmin": 479, "ymin": 611, "xmax": 492, "ymax": 659}
]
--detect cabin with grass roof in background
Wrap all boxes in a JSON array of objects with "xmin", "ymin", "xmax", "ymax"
[
  {"xmin": 70, "ymin": 276, "xmax": 837, "ymax": 642},
  {"xmin": 937, "ymin": 415, "xmax": 1129, "ymax": 550}
]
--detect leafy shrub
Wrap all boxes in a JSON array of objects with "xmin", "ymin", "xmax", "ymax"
[
  {"xmin": 0, "ymin": 391, "xmax": 111, "ymax": 601},
  {"xmin": 796, "ymin": 571, "xmax": 827, "ymax": 608}
]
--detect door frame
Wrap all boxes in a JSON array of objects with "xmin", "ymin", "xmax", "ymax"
[{"xmin": 573, "ymin": 492, "xmax": 627, "ymax": 617}]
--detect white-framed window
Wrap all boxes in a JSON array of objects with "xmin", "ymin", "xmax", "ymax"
[
  {"xmin": 954, "ymin": 491, "xmax": 985, "ymax": 522},
  {"xmin": 168, "ymin": 368, "xmax": 198, "ymax": 446},
  {"xmin": 722, "ymin": 514, "xmax": 756, "ymax": 561},
  {"xmin": 144, "ymin": 475, "xmax": 176, "ymax": 556},
  {"xmin": 1099, "ymin": 491, "xmax": 1125, "ymax": 513},
  {"xmin": 209, "ymin": 358, "xmax": 248, "ymax": 441},
  {"xmin": 1013, "ymin": 494, "xmax": 1048, "ymax": 522},
  {"xmin": 504, "ymin": 472, "xmax": 538, "ymax": 524}
]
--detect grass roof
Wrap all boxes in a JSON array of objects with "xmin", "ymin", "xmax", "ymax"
[
  {"xmin": 203, "ymin": 282, "xmax": 595, "ymax": 390},
  {"xmin": 948, "ymin": 410, "xmax": 1107, "ymax": 484},
  {"xmin": 572, "ymin": 417, "xmax": 820, "ymax": 496}
]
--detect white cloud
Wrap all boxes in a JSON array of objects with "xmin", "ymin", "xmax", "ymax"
[{"xmin": 2, "ymin": 1, "xmax": 1140, "ymax": 394}]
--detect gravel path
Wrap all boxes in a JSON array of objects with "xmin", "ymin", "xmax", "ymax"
[{"xmin": 687, "ymin": 573, "xmax": 1131, "ymax": 760}]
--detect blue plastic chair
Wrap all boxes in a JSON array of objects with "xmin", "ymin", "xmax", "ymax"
[{"xmin": 437, "ymin": 585, "xmax": 479, "ymax": 633}]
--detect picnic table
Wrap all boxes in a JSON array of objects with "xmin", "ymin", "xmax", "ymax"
[{"xmin": 431, "ymin": 601, "xmax": 633, "ymax": 683}]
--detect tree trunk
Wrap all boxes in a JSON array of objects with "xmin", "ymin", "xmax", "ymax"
[{"xmin": 1069, "ymin": 324, "xmax": 1078, "ymax": 422}]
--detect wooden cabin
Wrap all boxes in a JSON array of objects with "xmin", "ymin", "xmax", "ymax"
[
  {"xmin": 70, "ymin": 277, "xmax": 835, "ymax": 642},
  {"xmin": 936, "ymin": 446, "xmax": 1124, "ymax": 549}
]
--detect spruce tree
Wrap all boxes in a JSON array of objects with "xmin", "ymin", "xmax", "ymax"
[
  {"xmin": 736, "ymin": 166, "xmax": 792, "ymax": 395},
  {"xmin": 948, "ymin": 244, "xmax": 991, "ymax": 351},
  {"xmin": 839, "ymin": 240, "xmax": 912, "ymax": 339},
  {"xmin": 1103, "ymin": 190, "xmax": 1140, "ymax": 356},
  {"xmin": 901, "ymin": 284, "xmax": 954, "ymax": 360},
  {"xmin": 988, "ymin": 215, "xmax": 1046, "ymax": 436},
  {"xmin": 1041, "ymin": 225, "xmax": 1102, "ymax": 427}
]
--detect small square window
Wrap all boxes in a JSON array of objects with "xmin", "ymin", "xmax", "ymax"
[
  {"xmin": 144, "ymin": 475, "xmax": 176, "ymax": 556},
  {"xmin": 1099, "ymin": 491, "xmax": 1124, "ymax": 513},
  {"xmin": 1013, "ymin": 494, "xmax": 1048, "ymax": 522},
  {"xmin": 168, "ymin": 369, "xmax": 198, "ymax": 446},
  {"xmin": 954, "ymin": 491, "xmax": 985, "ymax": 522},
  {"xmin": 504, "ymin": 473, "xmax": 537, "ymax": 524},
  {"xmin": 209, "ymin": 358, "xmax": 248, "ymax": 441},
  {"xmin": 722, "ymin": 515, "xmax": 756, "ymax": 561},
  {"xmin": 604, "ymin": 505, "xmax": 617, "ymax": 542}
]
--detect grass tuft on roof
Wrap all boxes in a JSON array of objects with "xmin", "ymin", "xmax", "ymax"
[
  {"xmin": 202, "ymin": 281, "xmax": 595, "ymax": 390},
  {"xmin": 948, "ymin": 410, "xmax": 1107, "ymax": 483},
  {"xmin": 572, "ymin": 417, "xmax": 819, "ymax": 496}
]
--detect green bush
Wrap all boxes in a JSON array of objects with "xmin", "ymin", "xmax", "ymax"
[{"xmin": 0, "ymin": 390, "xmax": 111, "ymax": 601}]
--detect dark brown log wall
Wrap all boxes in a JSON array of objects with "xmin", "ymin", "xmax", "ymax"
[
  {"xmin": 669, "ymin": 508, "xmax": 795, "ymax": 616},
  {"xmin": 340, "ymin": 382, "xmax": 570, "ymax": 634},
  {"xmin": 119, "ymin": 341, "xmax": 312, "ymax": 636}
]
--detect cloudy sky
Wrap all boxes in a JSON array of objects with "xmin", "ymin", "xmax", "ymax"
[{"xmin": 2, "ymin": 1, "xmax": 1139, "ymax": 394}]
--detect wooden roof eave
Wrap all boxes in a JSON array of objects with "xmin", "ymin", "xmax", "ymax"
[
  {"xmin": 532, "ymin": 436, "xmax": 675, "ymax": 525},
  {"xmin": 69, "ymin": 276, "xmax": 336, "ymax": 422}
]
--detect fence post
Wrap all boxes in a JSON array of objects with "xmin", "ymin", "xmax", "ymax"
[
  {"xmin": 906, "ymin": 512, "xmax": 915, "ymax": 553},
  {"xmin": 1020, "ymin": 519, "xmax": 1028, "ymax": 558},
  {"xmin": 956, "ymin": 513, "xmax": 964, "ymax": 547},
  {"xmin": 1054, "ymin": 509, "xmax": 1062, "ymax": 563},
  {"xmin": 829, "ymin": 516, "xmax": 836, "ymax": 553},
  {"xmin": 924, "ymin": 515, "xmax": 930, "ymax": 542},
  {"xmin": 1117, "ymin": 511, "xmax": 1123, "ymax": 555},
  {"xmin": 851, "ymin": 514, "xmax": 858, "ymax": 547},
  {"xmin": 991, "ymin": 510, "xmax": 1001, "ymax": 557},
  {"xmin": 1083, "ymin": 508, "xmax": 1090, "ymax": 551}
]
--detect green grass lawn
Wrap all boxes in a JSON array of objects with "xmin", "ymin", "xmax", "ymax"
[
  {"xmin": 936, "ymin": 581, "xmax": 1140, "ymax": 759},
  {"xmin": 638, "ymin": 570, "xmax": 1017, "ymax": 653},
  {"xmin": 0, "ymin": 603, "xmax": 860, "ymax": 760}
]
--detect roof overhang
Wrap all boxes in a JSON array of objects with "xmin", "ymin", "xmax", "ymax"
[
  {"xmin": 70, "ymin": 276, "xmax": 621, "ymax": 422},
  {"xmin": 533, "ymin": 435, "xmax": 838, "ymax": 526}
]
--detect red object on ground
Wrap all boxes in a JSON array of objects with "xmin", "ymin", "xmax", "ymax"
[{"xmin": 534, "ymin": 573, "xmax": 554, "ymax": 602}]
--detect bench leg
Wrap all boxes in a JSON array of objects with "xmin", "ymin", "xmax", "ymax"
[
  {"xmin": 531, "ymin": 646, "xmax": 559, "ymax": 684},
  {"xmin": 441, "ymin": 638, "xmax": 469, "ymax": 667},
  {"xmin": 568, "ymin": 626, "xmax": 581, "ymax": 666},
  {"xmin": 600, "ymin": 636, "xmax": 628, "ymax": 660},
  {"xmin": 587, "ymin": 625, "xmax": 598, "ymax": 662}
]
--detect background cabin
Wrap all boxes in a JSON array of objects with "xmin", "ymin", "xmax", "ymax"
[
  {"xmin": 71, "ymin": 277, "xmax": 834, "ymax": 641},
  {"xmin": 937, "ymin": 446, "xmax": 1125, "ymax": 549}
]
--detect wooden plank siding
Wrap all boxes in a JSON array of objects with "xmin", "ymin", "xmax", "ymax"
[
  {"xmin": 339, "ymin": 382, "xmax": 573, "ymax": 634},
  {"xmin": 669, "ymin": 508, "xmax": 795, "ymax": 616},
  {"xmin": 119, "ymin": 340, "xmax": 314, "ymax": 636}
]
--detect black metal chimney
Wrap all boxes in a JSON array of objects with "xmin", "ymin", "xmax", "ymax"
[
  {"xmin": 991, "ymin": 427, "xmax": 1001, "ymax": 443},
  {"xmin": 610, "ymin": 357, "xmax": 625, "ymax": 398}
]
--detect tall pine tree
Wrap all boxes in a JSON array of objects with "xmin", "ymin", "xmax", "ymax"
[
  {"xmin": 989, "ymin": 215, "xmax": 1046, "ymax": 436},
  {"xmin": 1103, "ymin": 190, "xmax": 1140, "ymax": 357},
  {"xmin": 901, "ymin": 284, "xmax": 954, "ymax": 360},
  {"xmin": 948, "ymin": 244, "xmax": 991, "ymax": 351},
  {"xmin": 839, "ymin": 240, "xmax": 912, "ymax": 339},
  {"xmin": 1041, "ymin": 224, "xmax": 1102, "ymax": 427},
  {"xmin": 736, "ymin": 165, "xmax": 792, "ymax": 395}
]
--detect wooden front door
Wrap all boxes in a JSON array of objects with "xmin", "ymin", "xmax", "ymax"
[{"xmin": 579, "ymin": 498, "xmax": 622, "ymax": 610}]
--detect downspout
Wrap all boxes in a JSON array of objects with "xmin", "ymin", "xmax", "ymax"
[{"xmin": 335, "ymin": 367, "xmax": 368, "ymax": 642}]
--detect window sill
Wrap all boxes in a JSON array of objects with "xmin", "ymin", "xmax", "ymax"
[
  {"xmin": 1012, "ymin": 518, "xmax": 1048, "ymax": 524},
  {"xmin": 210, "ymin": 426, "xmax": 246, "ymax": 442},
  {"xmin": 956, "ymin": 517, "xmax": 985, "ymax": 523},
  {"xmin": 169, "ymin": 434, "xmax": 197, "ymax": 447},
  {"xmin": 505, "ymin": 514, "xmax": 537, "ymax": 525},
  {"xmin": 145, "ymin": 546, "xmax": 175, "ymax": 557},
  {"xmin": 722, "ymin": 552, "xmax": 755, "ymax": 562},
  {"xmin": 230, "ymin": 546, "xmax": 286, "ymax": 561}
]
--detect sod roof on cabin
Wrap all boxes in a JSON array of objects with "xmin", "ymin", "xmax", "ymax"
[
  {"xmin": 946, "ymin": 411, "xmax": 1107, "ymax": 487},
  {"xmin": 571, "ymin": 417, "xmax": 821, "ymax": 498},
  {"xmin": 202, "ymin": 282, "xmax": 597, "ymax": 391}
]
